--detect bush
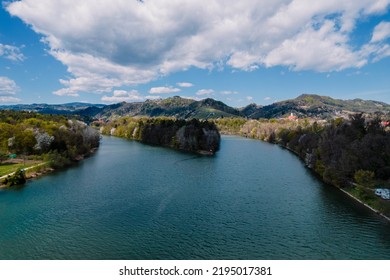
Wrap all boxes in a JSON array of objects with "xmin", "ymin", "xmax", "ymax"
[
  {"xmin": 43, "ymin": 151, "xmax": 71, "ymax": 169},
  {"xmin": 354, "ymin": 170, "xmax": 375, "ymax": 186},
  {"xmin": 2, "ymin": 168, "xmax": 26, "ymax": 187}
]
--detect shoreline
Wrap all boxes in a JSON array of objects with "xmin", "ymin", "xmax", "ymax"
[
  {"xmin": 339, "ymin": 188, "xmax": 390, "ymax": 222},
  {"xmin": 0, "ymin": 149, "xmax": 99, "ymax": 190},
  {"xmin": 0, "ymin": 162, "xmax": 53, "ymax": 190},
  {"xmin": 221, "ymin": 133, "xmax": 390, "ymax": 223}
]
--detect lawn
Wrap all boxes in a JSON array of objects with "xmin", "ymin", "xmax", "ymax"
[{"xmin": 0, "ymin": 161, "xmax": 41, "ymax": 177}]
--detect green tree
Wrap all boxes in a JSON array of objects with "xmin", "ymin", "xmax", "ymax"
[
  {"xmin": 0, "ymin": 150, "xmax": 8, "ymax": 163},
  {"xmin": 2, "ymin": 168, "xmax": 26, "ymax": 187},
  {"xmin": 354, "ymin": 170, "xmax": 375, "ymax": 186}
]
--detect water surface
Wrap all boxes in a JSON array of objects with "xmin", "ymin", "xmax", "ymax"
[{"xmin": 1, "ymin": 136, "xmax": 389, "ymax": 259}]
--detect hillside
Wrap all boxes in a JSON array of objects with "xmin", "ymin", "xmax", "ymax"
[
  {"xmin": 94, "ymin": 94, "xmax": 390, "ymax": 120},
  {"xmin": 85, "ymin": 96, "xmax": 242, "ymax": 120},
  {"xmin": 2, "ymin": 94, "xmax": 390, "ymax": 120},
  {"xmin": 0, "ymin": 102, "xmax": 105, "ymax": 115},
  {"xmin": 245, "ymin": 94, "xmax": 390, "ymax": 119}
]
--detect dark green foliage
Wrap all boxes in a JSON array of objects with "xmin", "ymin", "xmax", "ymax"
[
  {"xmin": 2, "ymin": 168, "xmax": 26, "ymax": 187},
  {"xmin": 43, "ymin": 151, "xmax": 72, "ymax": 169},
  {"xmin": 273, "ymin": 115, "xmax": 390, "ymax": 187},
  {"xmin": 354, "ymin": 170, "xmax": 375, "ymax": 186},
  {"xmin": 0, "ymin": 150, "xmax": 7, "ymax": 163}
]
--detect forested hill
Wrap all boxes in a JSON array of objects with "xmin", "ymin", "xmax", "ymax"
[
  {"xmin": 81, "ymin": 97, "xmax": 242, "ymax": 119},
  {"xmin": 1, "ymin": 94, "xmax": 390, "ymax": 120}
]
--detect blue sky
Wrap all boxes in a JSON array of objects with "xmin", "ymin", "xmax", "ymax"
[{"xmin": 1, "ymin": 0, "xmax": 390, "ymax": 107}]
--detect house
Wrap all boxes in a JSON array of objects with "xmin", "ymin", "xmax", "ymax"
[{"xmin": 288, "ymin": 113, "xmax": 298, "ymax": 121}]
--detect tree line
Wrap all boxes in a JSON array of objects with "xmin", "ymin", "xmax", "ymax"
[{"xmin": 97, "ymin": 117, "xmax": 220, "ymax": 154}]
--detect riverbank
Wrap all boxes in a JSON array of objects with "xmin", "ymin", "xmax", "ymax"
[
  {"xmin": 282, "ymin": 142, "xmax": 390, "ymax": 222},
  {"xmin": 0, "ymin": 148, "xmax": 99, "ymax": 189},
  {"xmin": 0, "ymin": 162, "xmax": 52, "ymax": 189},
  {"xmin": 339, "ymin": 187, "xmax": 390, "ymax": 222},
  {"xmin": 282, "ymin": 144, "xmax": 390, "ymax": 222},
  {"xmin": 221, "ymin": 132, "xmax": 390, "ymax": 222}
]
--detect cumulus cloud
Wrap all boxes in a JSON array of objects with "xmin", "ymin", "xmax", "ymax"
[
  {"xmin": 0, "ymin": 76, "xmax": 21, "ymax": 103},
  {"xmin": 246, "ymin": 96, "xmax": 254, "ymax": 101},
  {"xmin": 0, "ymin": 76, "xmax": 19, "ymax": 95},
  {"xmin": 264, "ymin": 97, "xmax": 272, "ymax": 100},
  {"xmin": 101, "ymin": 90, "xmax": 143, "ymax": 103},
  {"xmin": 176, "ymin": 82, "xmax": 194, "ymax": 88},
  {"xmin": 264, "ymin": 20, "xmax": 366, "ymax": 71},
  {"xmin": 149, "ymin": 86, "xmax": 181, "ymax": 94},
  {"xmin": 0, "ymin": 43, "xmax": 25, "ymax": 61},
  {"xmin": 5, "ymin": 0, "xmax": 390, "ymax": 95},
  {"xmin": 196, "ymin": 89, "xmax": 214, "ymax": 96}
]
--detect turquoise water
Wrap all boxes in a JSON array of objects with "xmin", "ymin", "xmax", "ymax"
[{"xmin": 0, "ymin": 136, "xmax": 389, "ymax": 259}]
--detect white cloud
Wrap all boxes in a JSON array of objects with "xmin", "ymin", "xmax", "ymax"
[
  {"xmin": 246, "ymin": 96, "xmax": 253, "ymax": 101},
  {"xmin": 149, "ymin": 86, "xmax": 181, "ymax": 94},
  {"xmin": 145, "ymin": 95, "xmax": 162, "ymax": 100},
  {"xmin": 176, "ymin": 82, "xmax": 194, "ymax": 88},
  {"xmin": 0, "ymin": 96, "xmax": 21, "ymax": 103},
  {"xmin": 220, "ymin": 90, "xmax": 239, "ymax": 95},
  {"xmin": 358, "ymin": 21, "xmax": 390, "ymax": 62},
  {"xmin": 101, "ymin": 90, "xmax": 143, "ymax": 103},
  {"xmin": 371, "ymin": 21, "xmax": 390, "ymax": 42},
  {"xmin": 0, "ymin": 76, "xmax": 19, "ymax": 95},
  {"xmin": 0, "ymin": 43, "xmax": 25, "ymax": 61},
  {"xmin": 0, "ymin": 76, "xmax": 21, "ymax": 103},
  {"xmin": 264, "ymin": 20, "xmax": 366, "ymax": 71},
  {"xmin": 264, "ymin": 97, "xmax": 272, "ymax": 100},
  {"xmin": 196, "ymin": 89, "xmax": 214, "ymax": 96},
  {"xmin": 227, "ymin": 52, "xmax": 260, "ymax": 71},
  {"xmin": 5, "ymin": 0, "xmax": 390, "ymax": 95}
]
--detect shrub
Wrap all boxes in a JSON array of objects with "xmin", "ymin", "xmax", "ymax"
[
  {"xmin": 354, "ymin": 170, "xmax": 375, "ymax": 186},
  {"xmin": 2, "ymin": 168, "xmax": 26, "ymax": 187}
]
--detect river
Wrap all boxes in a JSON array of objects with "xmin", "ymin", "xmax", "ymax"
[{"xmin": 1, "ymin": 135, "xmax": 389, "ymax": 259}]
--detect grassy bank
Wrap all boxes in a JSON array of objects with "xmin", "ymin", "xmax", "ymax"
[{"xmin": 0, "ymin": 160, "xmax": 43, "ymax": 177}]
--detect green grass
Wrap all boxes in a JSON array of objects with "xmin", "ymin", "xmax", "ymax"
[
  {"xmin": 0, "ymin": 162, "xmax": 39, "ymax": 177},
  {"xmin": 347, "ymin": 185, "xmax": 390, "ymax": 216}
]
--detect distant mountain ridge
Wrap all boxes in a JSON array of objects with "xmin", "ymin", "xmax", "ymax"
[
  {"xmin": 1, "ymin": 94, "xmax": 389, "ymax": 120},
  {"xmin": 0, "ymin": 102, "xmax": 105, "ymax": 116},
  {"xmin": 244, "ymin": 94, "xmax": 390, "ymax": 119}
]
